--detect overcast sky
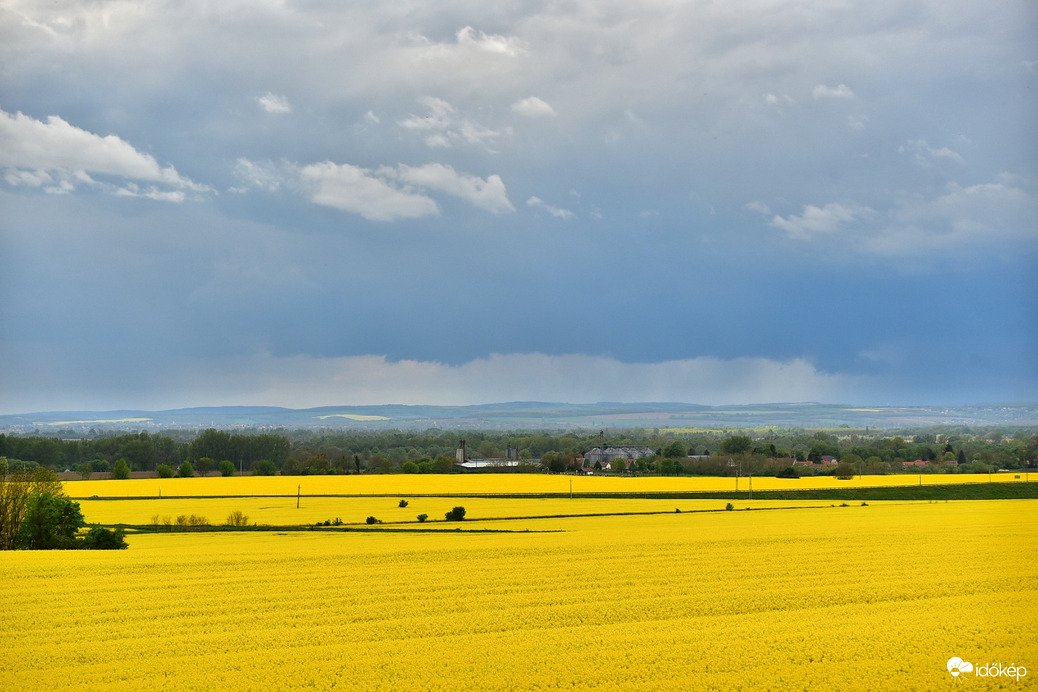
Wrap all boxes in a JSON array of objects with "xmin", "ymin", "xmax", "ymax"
[{"xmin": 1, "ymin": 0, "xmax": 1035, "ymax": 413}]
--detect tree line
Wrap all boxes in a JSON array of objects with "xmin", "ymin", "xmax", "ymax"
[{"xmin": 1, "ymin": 426, "xmax": 1035, "ymax": 477}]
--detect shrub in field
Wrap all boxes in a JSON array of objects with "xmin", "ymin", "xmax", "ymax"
[
  {"xmin": 156, "ymin": 464, "xmax": 174, "ymax": 478},
  {"xmin": 177, "ymin": 461, "xmax": 195, "ymax": 478},
  {"xmin": 417, "ymin": 514, "xmax": 428, "ymax": 522},
  {"xmin": 398, "ymin": 500, "xmax": 409, "ymax": 508},
  {"xmin": 445, "ymin": 506, "xmax": 466, "ymax": 521},
  {"xmin": 81, "ymin": 525, "xmax": 127, "ymax": 550},
  {"xmin": 366, "ymin": 516, "xmax": 378, "ymax": 525},
  {"xmin": 219, "ymin": 461, "xmax": 235, "ymax": 477},
  {"xmin": 725, "ymin": 503, "xmax": 734, "ymax": 511},
  {"xmin": 226, "ymin": 510, "xmax": 249, "ymax": 527},
  {"xmin": 175, "ymin": 514, "xmax": 208, "ymax": 531}
]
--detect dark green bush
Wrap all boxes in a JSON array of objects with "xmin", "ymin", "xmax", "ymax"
[
  {"xmin": 445, "ymin": 506, "xmax": 466, "ymax": 521},
  {"xmin": 81, "ymin": 525, "xmax": 128, "ymax": 550}
]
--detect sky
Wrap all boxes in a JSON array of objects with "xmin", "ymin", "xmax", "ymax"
[{"xmin": 1, "ymin": 0, "xmax": 1036, "ymax": 414}]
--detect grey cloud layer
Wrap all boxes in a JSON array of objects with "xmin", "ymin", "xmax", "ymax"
[{"xmin": 1, "ymin": 0, "xmax": 1034, "ymax": 411}]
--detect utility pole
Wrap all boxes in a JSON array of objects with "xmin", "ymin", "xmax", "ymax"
[{"xmin": 297, "ymin": 484, "xmax": 301, "ymax": 509}]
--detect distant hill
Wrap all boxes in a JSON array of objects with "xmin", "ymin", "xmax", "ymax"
[{"xmin": 2, "ymin": 402, "xmax": 1036, "ymax": 434}]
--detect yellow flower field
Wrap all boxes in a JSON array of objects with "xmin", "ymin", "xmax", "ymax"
[
  {"xmin": 76, "ymin": 495, "xmax": 846, "ymax": 526},
  {"xmin": 2, "ymin": 499, "xmax": 1035, "ymax": 690},
  {"xmin": 62, "ymin": 471, "xmax": 1032, "ymax": 499}
]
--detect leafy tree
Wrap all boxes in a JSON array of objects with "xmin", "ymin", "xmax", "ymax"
[
  {"xmin": 865, "ymin": 457, "xmax": 890, "ymax": 474},
  {"xmin": 476, "ymin": 441, "xmax": 498, "ymax": 459},
  {"xmin": 156, "ymin": 464, "xmax": 175, "ymax": 479},
  {"xmin": 366, "ymin": 516, "xmax": 378, "ymax": 525},
  {"xmin": 195, "ymin": 457, "xmax": 214, "ymax": 477},
  {"xmin": 842, "ymin": 454, "xmax": 864, "ymax": 474},
  {"xmin": 16, "ymin": 492, "xmax": 85, "ymax": 549},
  {"xmin": 80, "ymin": 525, "xmax": 127, "ymax": 549},
  {"xmin": 445, "ymin": 506, "xmax": 466, "ymax": 521},
  {"xmin": 219, "ymin": 460, "xmax": 236, "ymax": 477},
  {"xmin": 719, "ymin": 436, "xmax": 753, "ymax": 455},
  {"xmin": 417, "ymin": 513, "xmax": 428, "ymax": 522},
  {"xmin": 112, "ymin": 459, "xmax": 131, "ymax": 480},
  {"xmin": 658, "ymin": 458, "xmax": 683, "ymax": 476},
  {"xmin": 835, "ymin": 463, "xmax": 856, "ymax": 480},
  {"xmin": 252, "ymin": 459, "xmax": 277, "ymax": 476},
  {"xmin": 776, "ymin": 466, "xmax": 799, "ymax": 479},
  {"xmin": 542, "ymin": 453, "xmax": 567, "ymax": 474},
  {"xmin": 398, "ymin": 499, "xmax": 409, "ymax": 508},
  {"xmin": 0, "ymin": 462, "xmax": 64, "ymax": 550},
  {"xmin": 177, "ymin": 461, "xmax": 195, "ymax": 478},
  {"xmin": 661, "ymin": 440, "xmax": 686, "ymax": 458},
  {"xmin": 430, "ymin": 455, "xmax": 454, "ymax": 473},
  {"xmin": 190, "ymin": 429, "xmax": 232, "ymax": 464},
  {"xmin": 121, "ymin": 436, "xmax": 157, "ymax": 471},
  {"xmin": 401, "ymin": 461, "xmax": 419, "ymax": 474},
  {"xmin": 76, "ymin": 462, "xmax": 92, "ymax": 480}
]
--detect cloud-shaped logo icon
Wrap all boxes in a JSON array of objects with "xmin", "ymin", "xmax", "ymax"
[{"xmin": 947, "ymin": 657, "xmax": 974, "ymax": 677}]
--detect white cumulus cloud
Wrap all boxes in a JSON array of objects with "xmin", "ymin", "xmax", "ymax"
[
  {"xmin": 297, "ymin": 161, "xmax": 440, "ymax": 221},
  {"xmin": 398, "ymin": 96, "xmax": 509, "ymax": 149},
  {"xmin": 864, "ymin": 176, "xmax": 1037, "ymax": 256},
  {"xmin": 812, "ymin": 83, "xmax": 855, "ymax": 99},
  {"xmin": 257, "ymin": 92, "xmax": 292, "ymax": 114},
  {"xmin": 899, "ymin": 139, "xmax": 964, "ymax": 165},
  {"xmin": 391, "ymin": 163, "xmax": 515, "ymax": 214},
  {"xmin": 0, "ymin": 106, "xmax": 209, "ymax": 199},
  {"xmin": 235, "ymin": 157, "xmax": 515, "ymax": 220},
  {"xmin": 456, "ymin": 26, "xmax": 524, "ymax": 56},
  {"xmin": 527, "ymin": 196, "xmax": 575, "ymax": 219},
  {"xmin": 770, "ymin": 202, "xmax": 864, "ymax": 239},
  {"xmin": 512, "ymin": 96, "xmax": 556, "ymax": 118}
]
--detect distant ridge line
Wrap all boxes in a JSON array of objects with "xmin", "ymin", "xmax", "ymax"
[{"xmin": 1, "ymin": 402, "xmax": 1035, "ymax": 432}]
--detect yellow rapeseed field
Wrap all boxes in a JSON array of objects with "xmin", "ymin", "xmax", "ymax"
[
  {"xmin": 76, "ymin": 495, "xmax": 846, "ymax": 526},
  {"xmin": 63, "ymin": 471, "xmax": 1030, "ymax": 499},
  {"xmin": 2, "ymin": 498, "xmax": 1035, "ymax": 690}
]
